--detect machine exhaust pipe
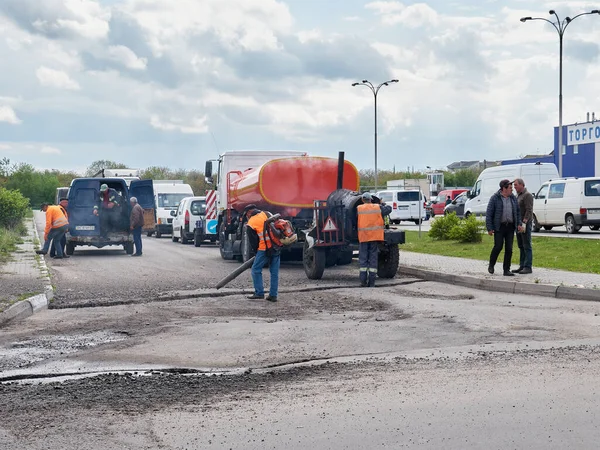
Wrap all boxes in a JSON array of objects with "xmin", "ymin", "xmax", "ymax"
[{"xmin": 337, "ymin": 151, "xmax": 345, "ymax": 190}]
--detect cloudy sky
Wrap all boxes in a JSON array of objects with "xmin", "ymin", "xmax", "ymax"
[{"xmin": 0, "ymin": 0, "xmax": 599, "ymax": 174}]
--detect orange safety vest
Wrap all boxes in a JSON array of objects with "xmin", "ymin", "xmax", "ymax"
[
  {"xmin": 44, "ymin": 205, "xmax": 69, "ymax": 238},
  {"xmin": 247, "ymin": 211, "xmax": 271, "ymax": 251},
  {"xmin": 357, "ymin": 203, "xmax": 384, "ymax": 243}
]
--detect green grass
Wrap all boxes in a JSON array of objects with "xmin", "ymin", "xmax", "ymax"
[
  {"xmin": 403, "ymin": 230, "xmax": 600, "ymax": 274},
  {"xmin": 0, "ymin": 227, "xmax": 22, "ymax": 264}
]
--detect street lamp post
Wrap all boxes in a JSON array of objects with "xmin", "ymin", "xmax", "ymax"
[
  {"xmin": 520, "ymin": 9, "xmax": 600, "ymax": 177},
  {"xmin": 352, "ymin": 79, "xmax": 398, "ymax": 191}
]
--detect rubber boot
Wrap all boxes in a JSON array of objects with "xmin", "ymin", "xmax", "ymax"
[
  {"xmin": 368, "ymin": 272, "xmax": 376, "ymax": 288},
  {"xmin": 359, "ymin": 271, "xmax": 368, "ymax": 287}
]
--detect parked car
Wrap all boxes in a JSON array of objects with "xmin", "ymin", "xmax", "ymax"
[
  {"xmin": 430, "ymin": 189, "xmax": 468, "ymax": 217},
  {"xmin": 171, "ymin": 196, "xmax": 208, "ymax": 245},
  {"xmin": 443, "ymin": 191, "xmax": 468, "ymax": 218},
  {"xmin": 532, "ymin": 177, "xmax": 600, "ymax": 234},
  {"xmin": 376, "ymin": 189, "xmax": 428, "ymax": 224}
]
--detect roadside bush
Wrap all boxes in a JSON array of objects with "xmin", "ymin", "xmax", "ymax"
[
  {"xmin": 429, "ymin": 212, "xmax": 460, "ymax": 240},
  {"xmin": 0, "ymin": 187, "xmax": 30, "ymax": 229},
  {"xmin": 447, "ymin": 214, "xmax": 485, "ymax": 243}
]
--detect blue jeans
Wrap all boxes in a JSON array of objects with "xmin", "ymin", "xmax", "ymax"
[
  {"xmin": 132, "ymin": 226, "xmax": 142, "ymax": 255},
  {"xmin": 42, "ymin": 226, "xmax": 68, "ymax": 257},
  {"xmin": 516, "ymin": 221, "xmax": 532, "ymax": 269},
  {"xmin": 251, "ymin": 250, "xmax": 280, "ymax": 297}
]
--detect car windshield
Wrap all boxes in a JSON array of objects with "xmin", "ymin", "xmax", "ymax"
[
  {"xmin": 377, "ymin": 192, "xmax": 393, "ymax": 203},
  {"xmin": 397, "ymin": 191, "xmax": 420, "ymax": 202},
  {"xmin": 158, "ymin": 193, "xmax": 190, "ymax": 208},
  {"xmin": 191, "ymin": 201, "xmax": 206, "ymax": 215},
  {"xmin": 585, "ymin": 180, "xmax": 600, "ymax": 197}
]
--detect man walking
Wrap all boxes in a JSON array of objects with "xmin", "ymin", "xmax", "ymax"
[
  {"xmin": 357, "ymin": 192, "xmax": 392, "ymax": 287},
  {"xmin": 36, "ymin": 202, "xmax": 69, "ymax": 259},
  {"xmin": 129, "ymin": 196, "xmax": 144, "ymax": 256},
  {"xmin": 486, "ymin": 179, "xmax": 520, "ymax": 276},
  {"xmin": 512, "ymin": 178, "xmax": 534, "ymax": 274},
  {"xmin": 245, "ymin": 204, "xmax": 280, "ymax": 302}
]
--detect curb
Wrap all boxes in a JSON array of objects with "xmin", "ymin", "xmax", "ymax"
[
  {"xmin": 0, "ymin": 217, "xmax": 54, "ymax": 327},
  {"xmin": 398, "ymin": 265, "xmax": 600, "ymax": 302}
]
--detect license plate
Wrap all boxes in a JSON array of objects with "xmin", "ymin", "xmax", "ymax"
[
  {"xmin": 75, "ymin": 225, "xmax": 95, "ymax": 231},
  {"xmin": 398, "ymin": 206, "xmax": 409, "ymax": 210},
  {"xmin": 588, "ymin": 209, "xmax": 600, "ymax": 214}
]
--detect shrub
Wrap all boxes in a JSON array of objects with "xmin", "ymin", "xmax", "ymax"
[
  {"xmin": 429, "ymin": 212, "xmax": 460, "ymax": 240},
  {"xmin": 447, "ymin": 214, "xmax": 485, "ymax": 243},
  {"xmin": 0, "ymin": 187, "xmax": 30, "ymax": 229}
]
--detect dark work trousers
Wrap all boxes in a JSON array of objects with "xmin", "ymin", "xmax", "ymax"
[
  {"xmin": 516, "ymin": 221, "xmax": 532, "ymax": 269},
  {"xmin": 359, "ymin": 241, "xmax": 379, "ymax": 287},
  {"xmin": 100, "ymin": 209, "xmax": 120, "ymax": 237},
  {"xmin": 489, "ymin": 223, "xmax": 515, "ymax": 273},
  {"xmin": 49, "ymin": 235, "xmax": 66, "ymax": 257},
  {"xmin": 132, "ymin": 226, "xmax": 142, "ymax": 255}
]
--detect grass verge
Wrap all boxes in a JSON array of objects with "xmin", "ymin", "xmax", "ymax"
[
  {"xmin": 0, "ymin": 227, "xmax": 24, "ymax": 264},
  {"xmin": 403, "ymin": 230, "xmax": 600, "ymax": 274}
]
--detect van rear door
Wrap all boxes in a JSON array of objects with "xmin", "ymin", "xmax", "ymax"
[
  {"xmin": 130, "ymin": 179, "xmax": 155, "ymax": 232},
  {"xmin": 68, "ymin": 180, "xmax": 100, "ymax": 237}
]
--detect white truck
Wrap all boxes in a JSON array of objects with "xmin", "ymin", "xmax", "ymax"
[
  {"xmin": 150, "ymin": 181, "xmax": 194, "ymax": 238},
  {"xmin": 95, "ymin": 168, "xmax": 141, "ymax": 186}
]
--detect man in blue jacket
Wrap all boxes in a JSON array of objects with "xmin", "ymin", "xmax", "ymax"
[{"xmin": 486, "ymin": 179, "xmax": 520, "ymax": 276}]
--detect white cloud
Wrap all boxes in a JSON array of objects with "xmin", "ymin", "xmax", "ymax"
[
  {"xmin": 0, "ymin": 143, "xmax": 12, "ymax": 150},
  {"xmin": 150, "ymin": 114, "xmax": 208, "ymax": 134},
  {"xmin": 36, "ymin": 66, "xmax": 80, "ymax": 90},
  {"xmin": 41, "ymin": 145, "xmax": 62, "ymax": 155},
  {"xmin": 0, "ymin": 105, "xmax": 21, "ymax": 124},
  {"xmin": 107, "ymin": 45, "xmax": 148, "ymax": 70}
]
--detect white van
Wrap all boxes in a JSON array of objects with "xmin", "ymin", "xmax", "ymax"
[
  {"xmin": 171, "ymin": 196, "xmax": 210, "ymax": 245},
  {"xmin": 464, "ymin": 163, "xmax": 559, "ymax": 217},
  {"xmin": 376, "ymin": 190, "xmax": 427, "ymax": 224},
  {"xmin": 532, "ymin": 177, "xmax": 600, "ymax": 234},
  {"xmin": 151, "ymin": 181, "xmax": 194, "ymax": 237}
]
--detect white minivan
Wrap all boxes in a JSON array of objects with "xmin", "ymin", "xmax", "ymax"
[
  {"xmin": 532, "ymin": 177, "xmax": 600, "ymax": 234},
  {"xmin": 151, "ymin": 181, "xmax": 194, "ymax": 238},
  {"xmin": 464, "ymin": 162, "xmax": 559, "ymax": 217},
  {"xmin": 171, "ymin": 196, "xmax": 208, "ymax": 245},
  {"xmin": 376, "ymin": 190, "xmax": 427, "ymax": 224}
]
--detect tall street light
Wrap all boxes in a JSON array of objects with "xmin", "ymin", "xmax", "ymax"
[
  {"xmin": 520, "ymin": 9, "xmax": 600, "ymax": 177},
  {"xmin": 352, "ymin": 79, "xmax": 398, "ymax": 191}
]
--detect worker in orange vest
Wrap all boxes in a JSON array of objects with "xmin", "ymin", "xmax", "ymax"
[
  {"xmin": 37, "ymin": 202, "xmax": 69, "ymax": 259},
  {"xmin": 357, "ymin": 192, "xmax": 391, "ymax": 287},
  {"xmin": 50, "ymin": 198, "xmax": 69, "ymax": 258},
  {"xmin": 244, "ymin": 204, "xmax": 280, "ymax": 302}
]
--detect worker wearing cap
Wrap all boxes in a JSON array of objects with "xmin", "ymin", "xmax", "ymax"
[
  {"xmin": 36, "ymin": 202, "xmax": 69, "ymax": 259},
  {"xmin": 244, "ymin": 204, "xmax": 280, "ymax": 302},
  {"xmin": 93, "ymin": 183, "xmax": 122, "ymax": 238},
  {"xmin": 357, "ymin": 192, "xmax": 392, "ymax": 287}
]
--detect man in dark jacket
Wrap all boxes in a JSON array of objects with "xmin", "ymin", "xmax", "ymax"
[
  {"xmin": 129, "ymin": 196, "xmax": 145, "ymax": 256},
  {"xmin": 486, "ymin": 179, "xmax": 520, "ymax": 276},
  {"xmin": 512, "ymin": 178, "xmax": 534, "ymax": 274}
]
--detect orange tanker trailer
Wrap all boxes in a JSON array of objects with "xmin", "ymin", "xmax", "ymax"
[{"xmin": 212, "ymin": 153, "xmax": 360, "ymax": 262}]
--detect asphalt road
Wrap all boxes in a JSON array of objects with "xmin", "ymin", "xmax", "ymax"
[{"xmin": 2, "ymin": 213, "xmax": 599, "ymax": 448}]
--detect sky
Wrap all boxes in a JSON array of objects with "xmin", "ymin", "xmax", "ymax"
[{"xmin": 0, "ymin": 0, "xmax": 600, "ymax": 174}]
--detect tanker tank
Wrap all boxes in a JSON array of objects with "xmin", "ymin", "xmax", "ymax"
[{"xmin": 228, "ymin": 157, "xmax": 360, "ymax": 216}]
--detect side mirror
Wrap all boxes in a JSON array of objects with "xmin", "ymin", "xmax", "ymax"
[
  {"xmin": 431, "ymin": 200, "xmax": 437, "ymax": 204},
  {"xmin": 170, "ymin": 210, "xmax": 176, "ymax": 217},
  {"xmin": 205, "ymin": 161, "xmax": 212, "ymax": 179}
]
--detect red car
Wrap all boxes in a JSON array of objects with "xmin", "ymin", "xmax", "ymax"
[{"xmin": 430, "ymin": 189, "xmax": 468, "ymax": 217}]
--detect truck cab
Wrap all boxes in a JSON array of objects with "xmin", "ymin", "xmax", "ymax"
[{"xmin": 66, "ymin": 177, "xmax": 154, "ymax": 255}]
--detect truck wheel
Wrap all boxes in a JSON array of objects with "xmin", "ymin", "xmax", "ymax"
[
  {"xmin": 155, "ymin": 231, "xmax": 162, "ymax": 238},
  {"xmin": 65, "ymin": 242, "xmax": 75, "ymax": 256},
  {"xmin": 337, "ymin": 250, "xmax": 353, "ymax": 266},
  {"xmin": 325, "ymin": 250, "xmax": 338, "ymax": 267},
  {"xmin": 377, "ymin": 244, "xmax": 399, "ymax": 278},
  {"xmin": 172, "ymin": 234, "xmax": 179, "ymax": 242},
  {"xmin": 303, "ymin": 240, "xmax": 325, "ymax": 280},
  {"xmin": 181, "ymin": 230, "xmax": 189, "ymax": 245},
  {"xmin": 532, "ymin": 214, "xmax": 541, "ymax": 232},
  {"xmin": 565, "ymin": 215, "xmax": 580, "ymax": 234},
  {"xmin": 125, "ymin": 242, "xmax": 134, "ymax": 255},
  {"xmin": 146, "ymin": 231, "xmax": 153, "ymax": 237}
]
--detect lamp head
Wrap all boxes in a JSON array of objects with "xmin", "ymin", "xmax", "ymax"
[
  {"xmin": 362, "ymin": 79, "xmax": 368, "ymax": 83},
  {"xmin": 391, "ymin": 79, "xmax": 399, "ymax": 83},
  {"xmin": 566, "ymin": 17, "xmax": 572, "ymax": 23},
  {"xmin": 352, "ymin": 83, "xmax": 359, "ymax": 86},
  {"xmin": 592, "ymin": 10, "xmax": 600, "ymax": 14},
  {"xmin": 549, "ymin": 10, "xmax": 555, "ymax": 15},
  {"xmin": 520, "ymin": 16, "xmax": 531, "ymax": 22}
]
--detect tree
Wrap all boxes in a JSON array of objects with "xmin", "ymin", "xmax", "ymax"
[
  {"xmin": 85, "ymin": 160, "xmax": 129, "ymax": 177},
  {"xmin": 5, "ymin": 163, "xmax": 59, "ymax": 206},
  {"xmin": 444, "ymin": 169, "xmax": 480, "ymax": 188},
  {"xmin": 0, "ymin": 157, "xmax": 12, "ymax": 186},
  {"xmin": 140, "ymin": 166, "xmax": 174, "ymax": 180}
]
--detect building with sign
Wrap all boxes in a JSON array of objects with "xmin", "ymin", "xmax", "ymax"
[{"xmin": 553, "ymin": 119, "xmax": 600, "ymax": 177}]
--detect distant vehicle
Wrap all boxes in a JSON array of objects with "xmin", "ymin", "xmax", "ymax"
[
  {"xmin": 94, "ymin": 168, "xmax": 141, "ymax": 187},
  {"xmin": 151, "ymin": 181, "xmax": 194, "ymax": 238},
  {"xmin": 444, "ymin": 191, "xmax": 468, "ymax": 218},
  {"xmin": 170, "ymin": 196, "xmax": 217, "ymax": 246},
  {"xmin": 430, "ymin": 189, "xmax": 468, "ymax": 217},
  {"xmin": 376, "ymin": 189, "xmax": 427, "ymax": 224},
  {"xmin": 532, "ymin": 177, "xmax": 600, "ymax": 234},
  {"xmin": 65, "ymin": 177, "xmax": 154, "ymax": 255},
  {"xmin": 55, "ymin": 187, "xmax": 69, "ymax": 205},
  {"xmin": 464, "ymin": 163, "xmax": 559, "ymax": 217}
]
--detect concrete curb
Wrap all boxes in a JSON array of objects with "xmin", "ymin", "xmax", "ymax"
[
  {"xmin": 0, "ymin": 217, "xmax": 54, "ymax": 327},
  {"xmin": 399, "ymin": 264, "xmax": 600, "ymax": 302}
]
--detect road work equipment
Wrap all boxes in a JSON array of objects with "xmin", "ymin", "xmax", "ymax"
[{"xmin": 216, "ymin": 256, "xmax": 256, "ymax": 289}]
